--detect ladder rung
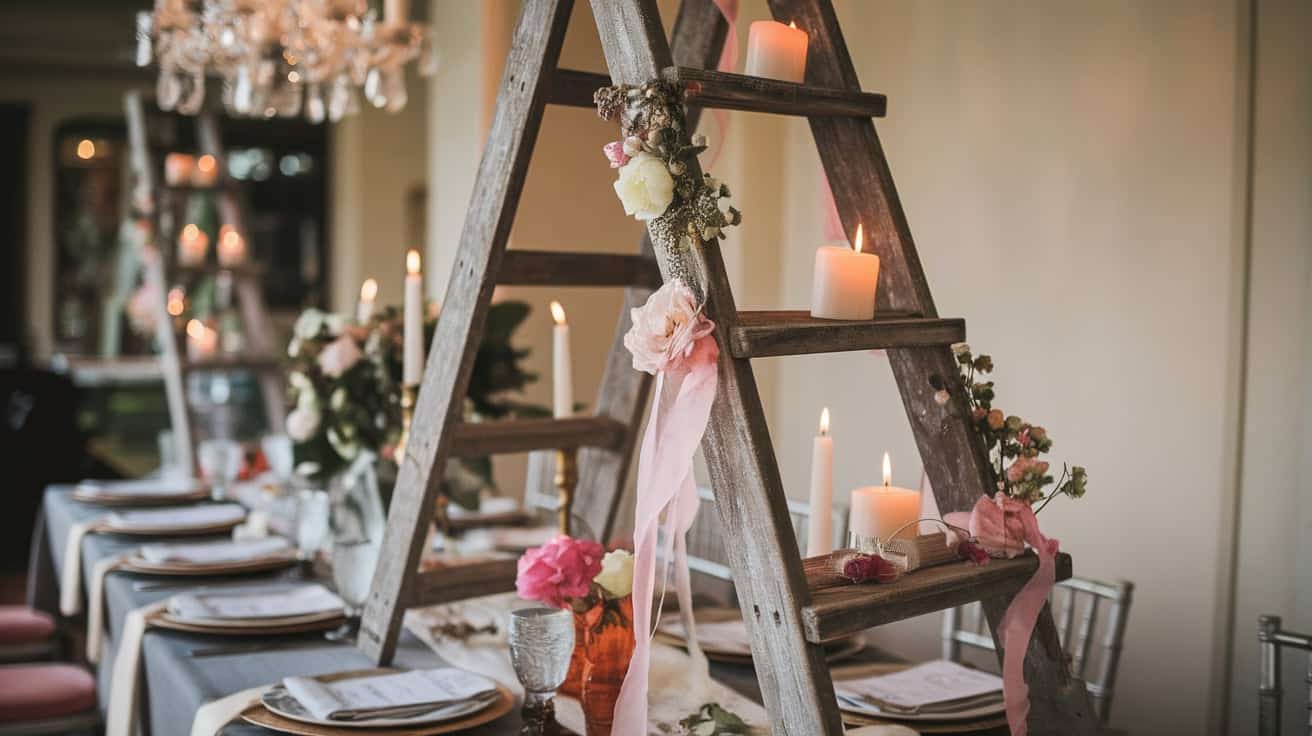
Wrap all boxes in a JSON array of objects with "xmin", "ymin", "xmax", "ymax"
[
  {"xmin": 183, "ymin": 355, "xmax": 281, "ymax": 372},
  {"xmin": 548, "ymin": 68, "xmax": 611, "ymax": 108},
  {"xmin": 450, "ymin": 416, "xmax": 627, "ymax": 457},
  {"xmin": 499, "ymin": 250, "xmax": 661, "ymax": 288},
  {"xmin": 729, "ymin": 311, "xmax": 965, "ymax": 358},
  {"xmin": 408, "ymin": 558, "xmax": 518, "ymax": 606},
  {"xmin": 661, "ymin": 67, "xmax": 887, "ymax": 118},
  {"xmin": 800, "ymin": 552, "xmax": 1073, "ymax": 644}
]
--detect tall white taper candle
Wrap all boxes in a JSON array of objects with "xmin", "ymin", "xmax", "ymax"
[
  {"xmin": 550, "ymin": 301, "xmax": 573, "ymax": 418},
  {"xmin": 403, "ymin": 251, "xmax": 423, "ymax": 385},
  {"xmin": 807, "ymin": 407, "xmax": 834, "ymax": 557}
]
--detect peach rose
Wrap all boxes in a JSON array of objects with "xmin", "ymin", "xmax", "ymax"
[{"xmin": 623, "ymin": 280, "xmax": 716, "ymax": 374}]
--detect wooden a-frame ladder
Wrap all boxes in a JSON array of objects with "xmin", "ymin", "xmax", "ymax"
[{"xmin": 360, "ymin": 1, "xmax": 1100, "ymax": 733}]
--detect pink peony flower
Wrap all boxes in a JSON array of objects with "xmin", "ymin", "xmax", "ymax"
[
  {"xmin": 317, "ymin": 334, "xmax": 363, "ymax": 378},
  {"xmin": 840, "ymin": 553, "xmax": 900, "ymax": 584},
  {"xmin": 623, "ymin": 280, "xmax": 717, "ymax": 375},
  {"xmin": 971, "ymin": 493, "xmax": 1029, "ymax": 558},
  {"xmin": 603, "ymin": 141, "xmax": 629, "ymax": 169},
  {"xmin": 516, "ymin": 535, "xmax": 606, "ymax": 609}
]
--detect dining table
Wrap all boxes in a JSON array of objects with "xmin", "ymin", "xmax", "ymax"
[{"xmin": 27, "ymin": 484, "xmax": 1002, "ymax": 736}]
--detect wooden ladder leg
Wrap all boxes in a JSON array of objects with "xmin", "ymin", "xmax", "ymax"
[
  {"xmin": 358, "ymin": 0, "xmax": 576, "ymax": 665},
  {"xmin": 571, "ymin": 0, "xmax": 729, "ymax": 542},
  {"xmin": 981, "ymin": 597, "xmax": 1102, "ymax": 735}
]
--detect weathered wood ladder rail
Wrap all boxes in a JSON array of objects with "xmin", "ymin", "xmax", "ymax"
[{"xmin": 359, "ymin": 1, "xmax": 1099, "ymax": 733}]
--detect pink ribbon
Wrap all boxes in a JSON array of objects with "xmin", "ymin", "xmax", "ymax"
[
  {"xmin": 612, "ymin": 336, "xmax": 719, "ymax": 734},
  {"xmin": 945, "ymin": 494, "xmax": 1059, "ymax": 736},
  {"xmin": 702, "ymin": 0, "xmax": 739, "ymax": 170}
]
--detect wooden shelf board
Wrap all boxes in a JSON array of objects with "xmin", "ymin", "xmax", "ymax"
[
  {"xmin": 729, "ymin": 310, "xmax": 965, "ymax": 358},
  {"xmin": 408, "ymin": 558, "xmax": 518, "ymax": 607},
  {"xmin": 801, "ymin": 552, "xmax": 1072, "ymax": 643},
  {"xmin": 449, "ymin": 416, "xmax": 627, "ymax": 457},
  {"xmin": 662, "ymin": 66, "xmax": 887, "ymax": 118},
  {"xmin": 498, "ymin": 250, "xmax": 660, "ymax": 288}
]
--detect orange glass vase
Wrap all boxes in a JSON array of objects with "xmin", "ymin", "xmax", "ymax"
[
  {"xmin": 581, "ymin": 596, "xmax": 635, "ymax": 736},
  {"xmin": 560, "ymin": 614, "xmax": 587, "ymax": 697}
]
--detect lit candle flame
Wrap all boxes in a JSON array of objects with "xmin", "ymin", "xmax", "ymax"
[
  {"xmin": 406, "ymin": 249, "xmax": 421, "ymax": 275},
  {"xmin": 550, "ymin": 300, "xmax": 567, "ymax": 325},
  {"xmin": 789, "ymin": 20, "xmax": 797, "ymax": 29},
  {"xmin": 166, "ymin": 287, "xmax": 185, "ymax": 317},
  {"xmin": 76, "ymin": 139, "xmax": 96, "ymax": 160},
  {"xmin": 220, "ymin": 228, "xmax": 242, "ymax": 249},
  {"xmin": 853, "ymin": 224, "xmax": 864, "ymax": 253},
  {"xmin": 819, "ymin": 407, "xmax": 830, "ymax": 435},
  {"xmin": 185, "ymin": 319, "xmax": 206, "ymax": 339},
  {"xmin": 360, "ymin": 278, "xmax": 378, "ymax": 302},
  {"xmin": 181, "ymin": 223, "xmax": 200, "ymax": 241},
  {"xmin": 882, "ymin": 451, "xmax": 892, "ymax": 486},
  {"xmin": 196, "ymin": 154, "xmax": 216, "ymax": 174}
]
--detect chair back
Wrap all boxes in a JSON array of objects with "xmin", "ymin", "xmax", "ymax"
[
  {"xmin": 942, "ymin": 576, "xmax": 1133, "ymax": 724},
  {"xmin": 1257, "ymin": 614, "xmax": 1312, "ymax": 736}
]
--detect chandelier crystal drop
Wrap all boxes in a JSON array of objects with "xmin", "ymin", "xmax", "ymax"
[{"xmin": 135, "ymin": 0, "xmax": 437, "ymax": 122}]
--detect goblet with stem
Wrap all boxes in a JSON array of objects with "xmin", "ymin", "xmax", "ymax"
[{"xmin": 508, "ymin": 607, "xmax": 574, "ymax": 735}]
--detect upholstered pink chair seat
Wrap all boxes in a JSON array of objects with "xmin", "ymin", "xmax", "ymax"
[
  {"xmin": 0, "ymin": 664, "xmax": 96, "ymax": 722},
  {"xmin": 0, "ymin": 606, "xmax": 55, "ymax": 645}
]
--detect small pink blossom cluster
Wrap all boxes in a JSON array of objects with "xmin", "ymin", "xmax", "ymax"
[
  {"xmin": 602, "ymin": 140, "xmax": 629, "ymax": 169},
  {"xmin": 515, "ymin": 535, "xmax": 606, "ymax": 610},
  {"xmin": 838, "ymin": 552, "xmax": 900, "ymax": 584}
]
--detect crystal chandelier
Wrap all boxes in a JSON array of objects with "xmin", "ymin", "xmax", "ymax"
[{"xmin": 135, "ymin": 0, "xmax": 436, "ymax": 122}]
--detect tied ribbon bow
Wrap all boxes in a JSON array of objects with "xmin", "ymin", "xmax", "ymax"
[
  {"xmin": 946, "ymin": 493, "xmax": 1059, "ymax": 736},
  {"xmin": 612, "ymin": 316, "xmax": 719, "ymax": 734}
]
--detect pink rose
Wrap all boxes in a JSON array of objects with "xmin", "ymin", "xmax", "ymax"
[
  {"xmin": 317, "ymin": 334, "xmax": 363, "ymax": 378},
  {"xmin": 516, "ymin": 535, "xmax": 605, "ymax": 609},
  {"xmin": 971, "ymin": 493, "xmax": 1029, "ymax": 558},
  {"xmin": 1005, "ymin": 456, "xmax": 1050, "ymax": 483},
  {"xmin": 603, "ymin": 141, "xmax": 629, "ymax": 169},
  {"xmin": 623, "ymin": 280, "xmax": 717, "ymax": 375},
  {"xmin": 839, "ymin": 552, "xmax": 899, "ymax": 584}
]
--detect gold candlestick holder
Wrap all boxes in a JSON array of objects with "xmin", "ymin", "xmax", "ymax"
[
  {"xmin": 395, "ymin": 383, "xmax": 418, "ymax": 462},
  {"xmin": 554, "ymin": 446, "xmax": 579, "ymax": 536}
]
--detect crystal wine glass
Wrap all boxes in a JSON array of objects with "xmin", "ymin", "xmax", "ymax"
[
  {"xmin": 294, "ymin": 489, "xmax": 331, "ymax": 562},
  {"xmin": 326, "ymin": 537, "xmax": 380, "ymax": 641},
  {"xmin": 197, "ymin": 438, "xmax": 242, "ymax": 501},
  {"xmin": 508, "ymin": 607, "xmax": 574, "ymax": 734}
]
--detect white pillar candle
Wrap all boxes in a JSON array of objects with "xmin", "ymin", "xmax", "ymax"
[
  {"xmin": 164, "ymin": 153, "xmax": 195, "ymax": 186},
  {"xmin": 185, "ymin": 319, "xmax": 217, "ymax": 361},
  {"xmin": 810, "ymin": 224, "xmax": 880, "ymax": 321},
  {"xmin": 550, "ymin": 301, "xmax": 573, "ymax": 419},
  {"xmin": 806, "ymin": 407, "xmax": 834, "ymax": 557},
  {"xmin": 849, "ymin": 452, "xmax": 921, "ymax": 543},
  {"xmin": 744, "ymin": 20, "xmax": 809, "ymax": 83},
  {"xmin": 177, "ymin": 224, "xmax": 209, "ymax": 266},
  {"xmin": 193, "ymin": 154, "xmax": 220, "ymax": 187},
  {"xmin": 403, "ymin": 250, "xmax": 423, "ymax": 385},
  {"xmin": 216, "ymin": 225, "xmax": 246, "ymax": 266},
  {"xmin": 357, "ymin": 278, "xmax": 378, "ymax": 324}
]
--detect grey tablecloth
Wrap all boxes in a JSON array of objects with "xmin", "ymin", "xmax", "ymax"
[{"xmin": 30, "ymin": 486, "xmax": 524, "ymax": 736}]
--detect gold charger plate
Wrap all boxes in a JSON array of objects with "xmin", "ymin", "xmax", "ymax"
[
  {"xmin": 121, "ymin": 551, "xmax": 298, "ymax": 576},
  {"xmin": 240, "ymin": 669, "xmax": 516, "ymax": 735},
  {"xmin": 150, "ymin": 609, "xmax": 346, "ymax": 636},
  {"xmin": 72, "ymin": 488, "xmax": 211, "ymax": 507},
  {"xmin": 833, "ymin": 662, "xmax": 1008, "ymax": 734},
  {"xmin": 655, "ymin": 607, "xmax": 864, "ymax": 664}
]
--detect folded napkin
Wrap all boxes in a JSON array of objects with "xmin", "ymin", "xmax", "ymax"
[
  {"xmin": 78, "ymin": 477, "xmax": 205, "ymax": 497},
  {"xmin": 59, "ymin": 517, "xmax": 107, "ymax": 615},
  {"xmin": 139, "ymin": 537, "xmax": 290, "ymax": 565},
  {"xmin": 106, "ymin": 599, "xmax": 170, "ymax": 736},
  {"xmin": 190, "ymin": 686, "xmax": 267, "ymax": 736},
  {"xmin": 282, "ymin": 668, "xmax": 499, "ymax": 722},
  {"xmin": 169, "ymin": 583, "xmax": 343, "ymax": 621},
  {"xmin": 108, "ymin": 503, "xmax": 246, "ymax": 531},
  {"xmin": 86, "ymin": 553, "xmax": 132, "ymax": 663},
  {"xmin": 835, "ymin": 660, "xmax": 1003, "ymax": 715},
  {"xmin": 659, "ymin": 616, "xmax": 752, "ymax": 656}
]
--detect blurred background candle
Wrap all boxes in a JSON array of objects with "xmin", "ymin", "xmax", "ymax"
[
  {"xmin": 163, "ymin": 153, "xmax": 195, "ymax": 186},
  {"xmin": 216, "ymin": 225, "xmax": 246, "ymax": 266},
  {"xmin": 806, "ymin": 407, "xmax": 834, "ymax": 557},
  {"xmin": 744, "ymin": 20, "xmax": 809, "ymax": 83},
  {"xmin": 550, "ymin": 300, "xmax": 572, "ymax": 418},
  {"xmin": 810, "ymin": 224, "xmax": 880, "ymax": 320},
  {"xmin": 193, "ymin": 153, "xmax": 219, "ymax": 186},
  {"xmin": 403, "ymin": 249, "xmax": 423, "ymax": 385},
  {"xmin": 357, "ymin": 278, "xmax": 378, "ymax": 324},
  {"xmin": 849, "ymin": 452, "xmax": 921, "ymax": 550},
  {"xmin": 185, "ymin": 318, "xmax": 217, "ymax": 361},
  {"xmin": 177, "ymin": 223, "xmax": 208, "ymax": 266}
]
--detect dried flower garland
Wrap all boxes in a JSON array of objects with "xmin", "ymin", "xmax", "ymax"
[{"xmin": 596, "ymin": 81, "xmax": 741, "ymax": 281}]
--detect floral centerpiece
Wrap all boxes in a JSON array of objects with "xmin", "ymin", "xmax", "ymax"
[
  {"xmin": 517, "ymin": 537, "xmax": 635, "ymax": 735},
  {"xmin": 285, "ymin": 300, "xmax": 546, "ymax": 509}
]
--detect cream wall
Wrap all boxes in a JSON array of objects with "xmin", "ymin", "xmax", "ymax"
[{"xmin": 420, "ymin": 1, "xmax": 1309, "ymax": 732}]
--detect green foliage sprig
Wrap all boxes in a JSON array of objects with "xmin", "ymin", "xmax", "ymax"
[{"xmin": 951, "ymin": 343, "xmax": 1088, "ymax": 511}]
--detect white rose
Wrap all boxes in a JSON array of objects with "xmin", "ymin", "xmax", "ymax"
[
  {"xmin": 293, "ymin": 309, "xmax": 326, "ymax": 339},
  {"xmin": 613, "ymin": 153, "xmax": 675, "ymax": 221},
  {"xmin": 317, "ymin": 334, "xmax": 363, "ymax": 378},
  {"xmin": 286, "ymin": 403, "xmax": 321, "ymax": 442},
  {"xmin": 327, "ymin": 426, "xmax": 360, "ymax": 461},
  {"xmin": 594, "ymin": 549, "xmax": 634, "ymax": 598}
]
